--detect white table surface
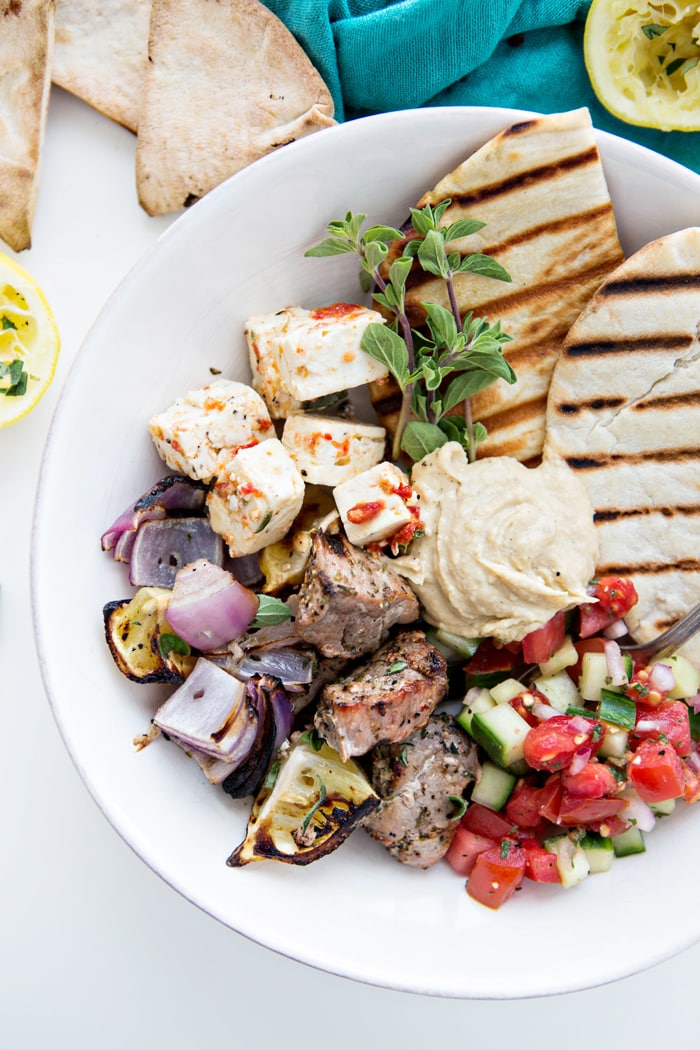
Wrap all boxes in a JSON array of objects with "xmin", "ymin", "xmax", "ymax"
[{"xmin": 3, "ymin": 87, "xmax": 699, "ymax": 1047}]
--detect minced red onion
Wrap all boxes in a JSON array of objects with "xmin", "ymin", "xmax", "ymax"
[
  {"xmin": 569, "ymin": 715, "xmax": 593, "ymax": 734},
  {"xmin": 569, "ymin": 747, "xmax": 592, "ymax": 775},
  {"xmin": 649, "ymin": 662, "xmax": 675, "ymax": 694},
  {"xmin": 635, "ymin": 719, "xmax": 663, "ymax": 734},
  {"xmin": 687, "ymin": 749, "xmax": 700, "ymax": 772},
  {"xmin": 621, "ymin": 791, "xmax": 656, "ymax": 833},
  {"xmin": 688, "ymin": 694, "xmax": 700, "ymax": 715},
  {"xmin": 603, "ymin": 619, "xmax": 628, "ymax": 640},
  {"xmin": 532, "ymin": 701, "xmax": 560, "ymax": 721},
  {"xmin": 604, "ymin": 639, "xmax": 628, "ymax": 686}
]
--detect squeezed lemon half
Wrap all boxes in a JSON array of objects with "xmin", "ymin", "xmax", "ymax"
[
  {"xmin": 0, "ymin": 253, "xmax": 60, "ymax": 428},
  {"xmin": 584, "ymin": 0, "xmax": 700, "ymax": 131}
]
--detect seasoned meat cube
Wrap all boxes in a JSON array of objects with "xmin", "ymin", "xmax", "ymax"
[
  {"xmin": 364, "ymin": 713, "xmax": 481, "ymax": 868},
  {"xmin": 314, "ymin": 629, "xmax": 447, "ymax": 761},
  {"xmin": 294, "ymin": 530, "xmax": 419, "ymax": 658}
]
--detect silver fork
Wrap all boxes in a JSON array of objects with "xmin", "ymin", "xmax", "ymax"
[{"xmin": 619, "ymin": 601, "xmax": 700, "ymax": 663}]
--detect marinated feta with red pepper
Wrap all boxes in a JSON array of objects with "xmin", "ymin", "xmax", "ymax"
[
  {"xmin": 281, "ymin": 413, "xmax": 386, "ymax": 486},
  {"xmin": 206, "ymin": 438, "xmax": 304, "ymax": 556},
  {"xmin": 148, "ymin": 378, "xmax": 274, "ymax": 483},
  {"xmin": 333, "ymin": 461, "xmax": 417, "ymax": 547},
  {"xmin": 246, "ymin": 302, "xmax": 389, "ymax": 406}
]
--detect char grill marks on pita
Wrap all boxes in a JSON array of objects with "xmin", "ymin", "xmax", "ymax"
[
  {"xmin": 545, "ymin": 227, "xmax": 700, "ymax": 663},
  {"xmin": 369, "ymin": 108, "xmax": 624, "ymax": 464}
]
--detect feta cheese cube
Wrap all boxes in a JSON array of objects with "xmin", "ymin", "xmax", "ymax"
[
  {"xmin": 248, "ymin": 303, "xmax": 389, "ymax": 405},
  {"xmin": 281, "ymin": 414, "xmax": 386, "ymax": 486},
  {"xmin": 245, "ymin": 308, "xmax": 305, "ymax": 419},
  {"xmin": 206, "ymin": 439, "xmax": 305, "ymax": 556},
  {"xmin": 149, "ymin": 379, "xmax": 274, "ymax": 483},
  {"xmin": 334, "ymin": 462, "xmax": 414, "ymax": 546}
]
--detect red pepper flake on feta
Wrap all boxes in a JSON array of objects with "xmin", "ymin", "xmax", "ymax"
[
  {"xmin": 334, "ymin": 461, "xmax": 418, "ymax": 547},
  {"xmin": 281, "ymin": 413, "xmax": 386, "ymax": 486},
  {"xmin": 148, "ymin": 379, "xmax": 274, "ymax": 483},
  {"xmin": 206, "ymin": 439, "xmax": 305, "ymax": 557}
]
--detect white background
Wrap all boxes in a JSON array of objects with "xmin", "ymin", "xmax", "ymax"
[{"xmin": 2, "ymin": 87, "xmax": 699, "ymax": 1047}]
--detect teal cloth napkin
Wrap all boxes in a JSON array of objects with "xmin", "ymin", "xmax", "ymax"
[{"xmin": 263, "ymin": 0, "xmax": 700, "ymax": 174}]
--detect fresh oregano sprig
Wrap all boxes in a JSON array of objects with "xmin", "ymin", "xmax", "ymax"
[{"xmin": 306, "ymin": 201, "xmax": 515, "ymax": 462}]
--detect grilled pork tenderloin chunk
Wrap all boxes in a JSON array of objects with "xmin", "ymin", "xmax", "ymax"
[
  {"xmin": 314, "ymin": 629, "xmax": 448, "ymax": 761},
  {"xmin": 294, "ymin": 530, "xmax": 419, "ymax": 658},
  {"xmin": 364, "ymin": 713, "xmax": 481, "ymax": 868}
]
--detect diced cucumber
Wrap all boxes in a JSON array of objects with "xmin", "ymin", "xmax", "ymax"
[
  {"xmin": 457, "ymin": 688, "xmax": 494, "ymax": 733},
  {"xmin": 538, "ymin": 635, "xmax": 579, "ymax": 677},
  {"xmin": 650, "ymin": 797, "xmax": 676, "ymax": 817},
  {"xmin": 545, "ymin": 835, "xmax": 590, "ymax": 888},
  {"xmin": 598, "ymin": 724, "xmax": 629, "ymax": 759},
  {"xmin": 579, "ymin": 651, "xmax": 626, "ymax": 702},
  {"xmin": 470, "ymin": 760, "xmax": 516, "ymax": 811},
  {"xmin": 612, "ymin": 826, "xmax": 646, "ymax": 857},
  {"xmin": 534, "ymin": 669, "xmax": 580, "ymax": 713},
  {"xmin": 580, "ymin": 832, "xmax": 614, "ymax": 874},
  {"xmin": 688, "ymin": 705, "xmax": 700, "ymax": 743},
  {"xmin": 470, "ymin": 704, "xmax": 531, "ymax": 769},
  {"xmin": 653, "ymin": 653, "xmax": 700, "ymax": 700},
  {"xmin": 432, "ymin": 628, "xmax": 481, "ymax": 661},
  {"xmin": 598, "ymin": 688, "xmax": 636, "ymax": 730},
  {"xmin": 489, "ymin": 677, "xmax": 526, "ymax": 704}
]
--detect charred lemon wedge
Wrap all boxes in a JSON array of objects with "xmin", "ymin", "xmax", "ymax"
[
  {"xmin": 103, "ymin": 586, "xmax": 196, "ymax": 683},
  {"xmin": 228, "ymin": 732, "xmax": 379, "ymax": 866},
  {"xmin": 584, "ymin": 0, "xmax": 700, "ymax": 131}
]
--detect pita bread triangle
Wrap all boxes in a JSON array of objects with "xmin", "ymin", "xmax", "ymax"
[
  {"xmin": 0, "ymin": 0, "xmax": 53, "ymax": 252},
  {"xmin": 135, "ymin": 0, "xmax": 335, "ymax": 216},
  {"xmin": 52, "ymin": 0, "xmax": 150, "ymax": 133},
  {"xmin": 545, "ymin": 227, "xmax": 700, "ymax": 663},
  {"xmin": 371, "ymin": 109, "xmax": 625, "ymax": 464}
]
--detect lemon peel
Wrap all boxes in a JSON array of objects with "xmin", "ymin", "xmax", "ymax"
[
  {"xmin": 584, "ymin": 0, "xmax": 700, "ymax": 132},
  {"xmin": 0, "ymin": 253, "xmax": 60, "ymax": 428}
]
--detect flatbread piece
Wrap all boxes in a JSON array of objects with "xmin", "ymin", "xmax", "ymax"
[
  {"xmin": 545, "ymin": 227, "xmax": 700, "ymax": 663},
  {"xmin": 371, "ymin": 108, "xmax": 625, "ymax": 463},
  {"xmin": 135, "ymin": 0, "xmax": 335, "ymax": 216},
  {"xmin": 0, "ymin": 0, "xmax": 53, "ymax": 252},
  {"xmin": 52, "ymin": 0, "xmax": 150, "ymax": 132}
]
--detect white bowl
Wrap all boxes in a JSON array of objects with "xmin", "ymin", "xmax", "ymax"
[{"xmin": 32, "ymin": 107, "xmax": 700, "ymax": 999}]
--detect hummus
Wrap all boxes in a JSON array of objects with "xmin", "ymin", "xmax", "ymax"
[{"xmin": 393, "ymin": 443, "xmax": 598, "ymax": 644}]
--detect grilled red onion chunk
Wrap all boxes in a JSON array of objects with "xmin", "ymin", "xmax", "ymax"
[
  {"xmin": 165, "ymin": 558, "xmax": 259, "ymax": 650},
  {"xmin": 101, "ymin": 474, "xmax": 207, "ymax": 553},
  {"xmin": 153, "ymin": 657, "xmax": 258, "ymax": 761},
  {"xmin": 129, "ymin": 517, "xmax": 224, "ymax": 587}
]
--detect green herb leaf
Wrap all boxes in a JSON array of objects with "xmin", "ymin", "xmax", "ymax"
[
  {"xmin": 299, "ymin": 728, "xmax": 324, "ymax": 752},
  {"xmin": 250, "ymin": 594, "xmax": 292, "ymax": 628},
  {"xmin": 361, "ymin": 323, "xmax": 410, "ymax": 388},
  {"xmin": 442, "ymin": 370, "xmax": 495, "ymax": 412},
  {"xmin": 302, "ymin": 778, "xmax": 328, "ymax": 832},
  {"xmin": 254, "ymin": 509, "xmax": 273, "ymax": 533},
  {"xmin": 448, "ymin": 795, "xmax": 468, "ymax": 820},
  {"xmin": 443, "ymin": 218, "xmax": 486, "ymax": 241},
  {"xmin": 304, "ymin": 237, "xmax": 355, "ymax": 258},
  {"xmin": 417, "ymin": 228, "xmax": 450, "ymax": 279},
  {"xmin": 457, "ymin": 253, "xmax": 512, "ymax": 282},
  {"xmin": 400, "ymin": 420, "xmax": 448, "ymax": 461},
  {"xmin": 642, "ymin": 23, "xmax": 668, "ymax": 39},
  {"xmin": 363, "ymin": 224, "xmax": 403, "ymax": 243},
  {"xmin": 423, "ymin": 301, "xmax": 458, "ymax": 348},
  {"xmin": 385, "ymin": 660, "xmax": 408, "ymax": 675},
  {"xmin": 159, "ymin": 632, "xmax": 191, "ymax": 658},
  {"xmin": 1, "ymin": 314, "xmax": 17, "ymax": 330}
]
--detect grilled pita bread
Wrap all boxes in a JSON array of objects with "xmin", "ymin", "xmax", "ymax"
[
  {"xmin": 545, "ymin": 227, "xmax": 700, "ymax": 663},
  {"xmin": 52, "ymin": 0, "xmax": 150, "ymax": 132},
  {"xmin": 0, "ymin": 0, "xmax": 53, "ymax": 252},
  {"xmin": 370, "ymin": 108, "xmax": 624, "ymax": 463},
  {"xmin": 135, "ymin": 0, "xmax": 335, "ymax": 216}
]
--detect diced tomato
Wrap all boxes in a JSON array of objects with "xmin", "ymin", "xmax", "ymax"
[
  {"xmin": 578, "ymin": 576, "xmax": 638, "ymax": 638},
  {"xmin": 521, "ymin": 840, "xmax": 560, "ymax": 883},
  {"xmin": 523, "ymin": 715, "xmax": 603, "ymax": 772},
  {"xmin": 556, "ymin": 792, "xmax": 627, "ymax": 827},
  {"xmin": 627, "ymin": 739, "xmax": 685, "ymax": 803},
  {"xmin": 567, "ymin": 637, "xmax": 607, "ymax": 684},
  {"xmin": 521, "ymin": 611, "xmax": 566, "ymax": 665},
  {"xmin": 445, "ymin": 827, "xmax": 495, "ymax": 877},
  {"xmin": 464, "ymin": 640, "xmax": 520, "ymax": 679},
  {"xmin": 461, "ymin": 802, "xmax": 516, "ymax": 840},
  {"xmin": 466, "ymin": 839, "xmax": 526, "ymax": 909},
  {"xmin": 586, "ymin": 814, "xmax": 631, "ymax": 838},
  {"xmin": 505, "ymin": 781, "xmax": 547, "ymax": 828},
  {"xmin": 631, "ymin": 700, "xmax": 692, "ymax": 757},
  {"xmin": 537, "ymin": 774, "xmax": 564, "ymax": 823},
  {"xmin": 562, "ymin": 761, "xmax": 620, "ymax": 799}
]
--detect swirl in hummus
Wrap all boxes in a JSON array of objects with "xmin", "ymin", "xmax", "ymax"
[{"xmin": 393, "ymin": 443, "xmax": 598, "ymax": 644}]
